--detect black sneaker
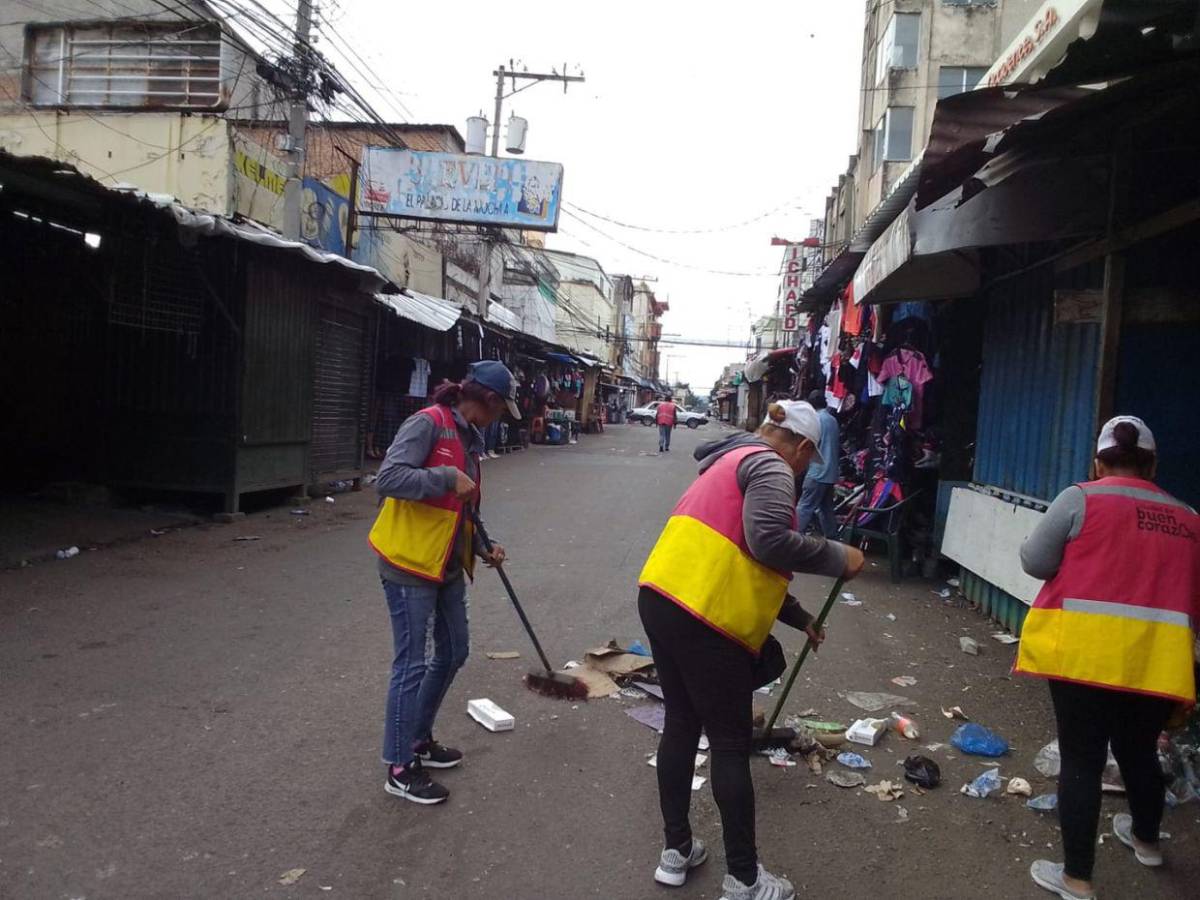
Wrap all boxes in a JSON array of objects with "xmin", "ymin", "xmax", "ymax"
[
  {"xmin": 385, "ymin": 761, "xmax": 449, "ymax": 805},
  {"xmin": 414, "ymin": 739, "xmax": 463, "ymax": 769}
]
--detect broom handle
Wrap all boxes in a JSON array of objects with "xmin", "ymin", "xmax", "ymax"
[
  {"xmin": 763, "ymin": 577, "xmax": 846, "ymax": 735},
  {"xmin": 467, "ymin": 506, "xmax": 555, "ymax": 674}
]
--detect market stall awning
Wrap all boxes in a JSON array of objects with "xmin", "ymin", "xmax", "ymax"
[
  {"xmin": 637, "ymin": 378, "xmax": 656, "ymax": 389},
  {"xmin": 546, "ymin": 351, "xmax": 581, "ymax": 366},
  {"xmin": 852, "ymin": 204, "xmax": 979, "ymax": 306},
  {"xmin": 486, "ymin": 299, "xmax": 521, "ymax": 332},
  {"xmin": 744, "ymin": 347, "xmax": 797, "ymax": 384},
  {"xmin": 574, "ymin": 353, "xmax": 603, "ymax": 368},
  {"xmin": 375, "ymin": 289, "xmax": 461, "ymax": 332}
]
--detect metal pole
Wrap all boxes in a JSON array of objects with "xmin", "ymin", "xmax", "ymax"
[
  {"xmin": 491, "ymin": 66, "xmax": 505, "ymax": 158},
  {"xmin": 477, "ymin": 67, "xmax": 507, "ymax": 319},
  {"xmin": 282, "ymin": 0, "xmax": 314, "ymax": 241}
]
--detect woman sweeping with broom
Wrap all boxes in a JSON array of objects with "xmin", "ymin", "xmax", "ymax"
[
  {"xmin": 638, "ymin": 400, "xmax": 865, "ymax": 900},
  {"xmin": 369, "ymin": 361, "xmax": 519, "ymax": 806}
]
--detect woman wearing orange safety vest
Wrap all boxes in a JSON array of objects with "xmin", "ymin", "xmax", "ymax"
[
  {"xmin": 1020, "ymin": 416, "xmax": 1200, "ymax": 900},
  {"xmin": 369, "ymin": 361, "xmax": 519, "ymax": 806},
  {"xmin": 637, "ymin": 400, "xmax": 865, "ymax": 900}
]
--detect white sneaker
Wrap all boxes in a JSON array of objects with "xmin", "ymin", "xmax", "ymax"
[
  {"xmin": 653, "ymin": 838, "xmax": 708, "ymax": 886},
  {"xmin": 1113, "ymin": 813, "xmax": 1164, "ymax": 866},
  {"xmin": 1029, "ymin": 860, "xmax": 1095, "ymax": 899},
  {"xmin": 719, "ymin": 863, "xmax": 794, "ymax": 900}
]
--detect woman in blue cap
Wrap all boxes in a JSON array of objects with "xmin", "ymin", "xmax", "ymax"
[{"xmin": 368, "ymin": 360, "xmax": 520, "ymax": 804}]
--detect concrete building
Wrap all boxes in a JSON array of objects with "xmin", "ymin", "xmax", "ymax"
[
  {"xmin": 537, "ymin": 249, "xmax": 615, "ymax": 363},
  {"xmin": 631, "ymin": 280, "xmax": 666, "ymax": 381},
  {"xmin": 817, "ymin": 0, "xmax": 1040, "ymax": 276}
]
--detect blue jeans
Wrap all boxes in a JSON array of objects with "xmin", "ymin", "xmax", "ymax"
[
  {"xmin": 796, "ymin": 479, "xmax": 837, "ymax": 538},
  {"xmin": 484, "ymin": 421, "xmax": 500, "ymax": 453},
  {"xmin": 381, "ymin": 577, "xmax": 470, "ymax": 766},
  {"xmin": 658, "ymin": 424, "xmax": 672, "ymax": 451}
]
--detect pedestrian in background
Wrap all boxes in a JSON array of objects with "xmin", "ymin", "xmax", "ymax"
[
  {"xmin": 657, "ymin": 395, "xmax": 678, "ymax": 453},
  {"xmin": 638, "ymin": 400, "xmax": 865, "ymax": 899},
  {"xmin": 368, "ymin": 361, "xmax": 519, "ymax": 805},
  {"xmin": 1019, "ymin": 416, "xmax": 1199, "ymax": 900},
  {"xmin": 795, "ymin": 389, "xmax": 840, "ymax": 536}
]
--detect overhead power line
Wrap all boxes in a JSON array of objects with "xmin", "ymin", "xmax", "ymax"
[{"xmin": 564, "ymin": 196, "xmax": 811, "ymax": 235}]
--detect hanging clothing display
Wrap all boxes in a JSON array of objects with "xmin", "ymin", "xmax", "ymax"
[
  {"xmin": 878, "ymin": 349, "xmax": 933, "ymax": 429},
  {"xmin": 408, "ymin": 358, "xmax": 431, "ymax": 398}
]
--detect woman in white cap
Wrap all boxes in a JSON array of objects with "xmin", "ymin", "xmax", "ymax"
[
  {"xmin": 1019, "ymin": 416, "xmax": 1200, "ymax": 900},
  {"xmin": 637, "ymin": 400, "xmax": 864, "ymax": 900}
]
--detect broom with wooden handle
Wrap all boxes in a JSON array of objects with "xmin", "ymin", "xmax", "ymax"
[{"xmin": 467, "ymin": 507, "xmax": 588, "ymax": 701}]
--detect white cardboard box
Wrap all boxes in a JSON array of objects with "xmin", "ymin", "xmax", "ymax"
[{"xmin": 467, "ymin": 698, "xmax": 515, "ymax": 732}]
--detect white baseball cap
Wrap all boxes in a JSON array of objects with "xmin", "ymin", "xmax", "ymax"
[
  {"xmin": 1096, "ymin": 415, "xmax": 1156, "ymax": 454},
  {"xmin": 763, "ymin": 400, "xmax": 824, "ymax": 465}
]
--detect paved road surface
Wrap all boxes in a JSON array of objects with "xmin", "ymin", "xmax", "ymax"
[{"xmin": 2, "ymin": 423, "xmax": 1195, "ymax": 898}]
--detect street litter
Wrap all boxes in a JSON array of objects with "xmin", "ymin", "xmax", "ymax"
[
  {"xmin": 787, "ymin": 717, "xmax": 847, "ymax": 733},
  {"xmin": 886, "ymin": 613, "xmax": 897, "ymax": 621},
  {"xmin": 232, "ymin": 535, "xmax": 261, "ymax": 542},
  {"xmin": 947, "ymin": 577, "xmax": 961, "ymax": 588},
  {"xmin": 836, "ymin": 752, "xmax": 872, "ymax": 769},
  {"xmin": 1159, "ymin": 731, "xmax": 1200, "ymax": 804},
  {"xmin": 55, "ymin": 546, "xmax": 80, "ymax": 560},
  {"xmin": 149, "ymin": 528, "xmax": 167, "ymax": 536},
  {"xmin": 324, "ymin": 496, "xmax": 335, "ymax": 504},
  {"xmin": 769, "ymin": 748, "xmax": 796, "ymax": 768},
  {"xmin": 891, "ymin": 675, "xmax": 917, "ymax": 687},
  {"xmin": 827, "ymin": 771, "xmax": 866, "ymax": 789},
  {"xmin": 625, "ymin": 704, "xmax": 666, "ymax": 732},
  {"xmin": 1007, "ymin": 777, "xmax": 1033, "ymax": 797},
  {"xmin": 902, "ymin": 755, "xmax": 942, "ymax": 788},
  {"xmin": 840, "ymin": 592, "xmax": 859, "ymax": 603},
  {"xmin": 950, "ymin": 723, "xmax": 1009, "ymax": 757},
  {"xmin": 889, "ymin": 712, "xmax": 919, "ymax": 739},
  {"xmin": 618, "ymin": 687, "xmax": 645, "ymax": 699},
  {"xmin": 991, "ymin": 632, "xmax": 1020, "ymax": 645},
  {"xmin": 698, "ymin": 734, "xmax": 710, "ymax": 751},
  {"xmin": 941, "ymin": 706, "xmax": 970, "ymax": 721},
  {"xmin": 933, "ymin": 588, "xmax": 952, "ymax": 599},
  {"xmin": 690, "ymin": 776, "xmax": 706, "ymax": 791},
  {"xmin": 467, "ymin": 698, "xmax": 515, "ymax": 733},
  {"xmin": 1027, "ymin": 794, "xmax": 1058, "ymax": 812},
  {"xmin": 961, "ymin": 768, "xmax": 1002, "ymax": 799},
  {"xmin": 627, "ymin": 640, "xmax": 652, "ymax": 657},
  {"xmin": 895, "ymin": 806, "xmax": 910, "ymax": 822},
  {"xmin": 924, "ymin": 743, "xmax": 948, "ymax": 752},
  {"xmin": 636, "ymin": 682, "xmax": 665, "ymax": 701},
  {"xmin": 278, "ymin": 868, "xmax": 306, "ymax": 886},
  {"xmin": 842, "ymin": 691, "xmax": 913, "ymax": 712},
  {"xmin": 755, "ymin": 678, "xmax": 781, "ymax": 695},
  {"xmin": 563, "ymin": 660, "xmax": 581, "ymax": 669},
  {"xmin": 846, "ymin": 718, "xmax": 888, "ymax": 747},
  {"xmin": 864, "ymin": 779, "xmax": 905, "ymax": 801},
  {"xmin": 486, "ymin": 651, "xmax": 521, "ymax": 660},
  {"xmin": 290, "ymin": 509, "xmax": 309, "ymax": 516},
  {"xmin": 960, "ymin": 636, "xmax": 980, "ymax": 655}
]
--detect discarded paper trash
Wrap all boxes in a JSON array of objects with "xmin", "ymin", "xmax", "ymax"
[
  {"xmin": 960, "ymin": 636, "xmax": 980, "ymax": 656},
  {"xmin": 991, "ymin": 632, "xmax": 1020, "ymax": 645},
  {"xmin": 278, "ymin": 868, "xmax": 307, "ymax": 886},
  {"xmin": 1006, "ymin": 777, "xmax": 1033, "ymax": 797},
  {"xmin": 486, "ymin": 651, "xmax": 521, "ymax": 660},
  {"xmin": 902, "ymin": 755, "xmax": 942, "ymax": 788},
  {"xmin": 890, "ymin": 676, "xmax": 918, "ymax": 687},
  {"xmin": 467, "ymin": 698, "xmax": 515, "ymax": 733},
  {"xmin": 56, "ymin": 546, "xmax": 81, "ymax": 560},
  {"xmin": 961, "ymin": 768, "xmax": 1002, "ymax": 799},
  {"xmin": 1034, "ymin": 740, "xmax": 1061, "ymax": 778},
  {"xmin": 950, "ymin": 723, "xmax": 1009, "ymax": 757},
  {"xmin": 769, "ymin": 748, "xmax": 796, "ymax": 768},
  {"xmin": 827, "ymin": 771, "xmax": 866, "ymax": 789},
  {"xmin": 584, "ymin": 641, "xmax": 656, "ymax": 676},
  {"xmin": 864, "ymin": 779, "xmax": 905, "ymax": 801},
  {"xmin": 941, "ymin": 706, "xmax": 970, "ymax": 721},
  {"xmin": 846, "ymin": 718, "xmax": 888, "ymax": 747},
  {"xmin": 626, "ymin": 704, "xmax": 667, "ymax": 732}
]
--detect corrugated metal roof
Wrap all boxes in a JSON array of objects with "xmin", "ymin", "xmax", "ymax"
[
  {"xmin": 486, "ymin": 300, "xmax": 521, "ymax": 332},
  {"xmin": 375, "ymin": 290, "xmax": 461, "ymax": 332}
]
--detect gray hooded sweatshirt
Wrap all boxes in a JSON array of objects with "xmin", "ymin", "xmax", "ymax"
[{"xmin": 692, "ymin": 432, "xmax": 849, "ymax": 628}]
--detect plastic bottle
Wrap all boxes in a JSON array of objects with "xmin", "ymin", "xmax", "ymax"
[{"xmin": 890, "ymin": 712, "xmax": 919, "ymax": 740}]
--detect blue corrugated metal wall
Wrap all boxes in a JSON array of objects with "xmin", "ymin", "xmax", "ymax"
[
  {"xmin": 965, "ymin": 260, "xmax": 1103, "ymax": 633},
  {"xmin": 974, "ymin": 264, "xmax": 1101, "ymax": 503}
]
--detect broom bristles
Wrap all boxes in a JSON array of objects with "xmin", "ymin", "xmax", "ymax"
[{"xmin": 524, "ymin": 670, "xmax": 589, "ymax": 701}]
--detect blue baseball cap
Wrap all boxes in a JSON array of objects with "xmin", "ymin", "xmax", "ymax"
[{"xmin": 466, "ymin": 360, "xmax": 521, "ymax": 420}]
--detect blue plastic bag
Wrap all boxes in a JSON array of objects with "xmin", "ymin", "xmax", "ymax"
[
  {"xmin": 950, "ymin": 723, "xmax": 1010, "ymax": 757},
  {"xmin": 962, "ymin": 768, "xmax": 1002, "ymax": 798},
  {"xmin": 836, "ymin": 752, "xmax": 872, "ymax": 769}
]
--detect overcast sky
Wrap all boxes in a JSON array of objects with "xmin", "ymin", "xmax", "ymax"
[{"xmin": 311, "ymin": 0, "xmax": 865, "ymax": 391}]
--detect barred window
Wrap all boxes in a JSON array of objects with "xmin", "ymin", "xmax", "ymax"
[{"xmin": 25, "ymin": 22, "xmax": 224, "ymax": 110}]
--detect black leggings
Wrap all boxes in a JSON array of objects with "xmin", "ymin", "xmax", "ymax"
[
  {"xmin": 1049, "ymin": 679, "xmax": 1174, "ymax": 880},
  {"xmin": 638, "ymin": 587, "xmax": 758, "ymax": 884}
]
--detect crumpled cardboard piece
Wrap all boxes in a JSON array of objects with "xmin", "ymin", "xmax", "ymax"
[
  {"xmin": 584, "ymin": 640, "xmax": 656, "ymax": 676},
  {"xmin": 563, "ymin": 665, "xmax": 620, "ymax": 698}
]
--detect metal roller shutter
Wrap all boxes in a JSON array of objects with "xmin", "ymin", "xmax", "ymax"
[{"xmin": 311, "ymin": 303, "xmax": 366, "ymax": 478}]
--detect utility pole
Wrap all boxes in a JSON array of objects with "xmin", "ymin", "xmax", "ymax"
[
  {"xmin": 476, "ymin": 62, "xmax": 585, "ymax": 318},
  {"xmin": 282, "ymin": 0, "xmax": 314, "ymax": 241}
]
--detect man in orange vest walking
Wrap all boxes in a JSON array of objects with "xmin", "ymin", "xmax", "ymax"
[
  {"xmin": 638, "ymin": 400, "xmax": 865, "ymax": 900},
  {"xmin": 1019, "ymin": 416, "xmax": 1199, "ymax": 900},
  {"xmin": 657, "ymin": 395, "xmax": 679, "ymax": 453}
]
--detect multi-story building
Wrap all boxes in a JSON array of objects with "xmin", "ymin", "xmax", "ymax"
[
  {"xmin": 815, "ymin": 0, "xmax": 1039, "ymax": 285},
  {"xmin": 631, "ymin": 280, "xmax": 666, "ymax": 381},
  {"xmin": 536, "ymin": 248, "xmax": 615, "ymax": 363}
]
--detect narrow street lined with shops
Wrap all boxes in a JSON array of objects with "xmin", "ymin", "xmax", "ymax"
[{"xmin": 2, "ymin": 423, "xmax": 1194, "ymax": 899}]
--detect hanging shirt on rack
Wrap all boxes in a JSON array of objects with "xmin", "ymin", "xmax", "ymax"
[
  {"xmin": 408, "ymin": 358, "xmax": 431, "ymax": 398},
  {"xmin": 878, "ymin": 349, "xmax": 933, "ymax": 428},
  {"xmin": 841, "ymin": 285, "xmax": 864, "ymax": 336}
]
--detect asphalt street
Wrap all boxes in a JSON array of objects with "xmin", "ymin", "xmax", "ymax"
[{"xmin": 1, "ymin": 422, "xmax": 1196, "ymax": 899}]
